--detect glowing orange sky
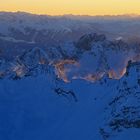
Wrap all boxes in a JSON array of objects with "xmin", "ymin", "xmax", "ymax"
[{"xmin": 1, "ymin": 0, "xmax": 140, "ymax": 15}]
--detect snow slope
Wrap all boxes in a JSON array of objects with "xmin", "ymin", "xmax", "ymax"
[{"xmin": 0, "ymin": 60, "xmax": 140, "ymax": 140}]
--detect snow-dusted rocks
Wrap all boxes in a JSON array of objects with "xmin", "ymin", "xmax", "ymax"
[
  {"xmin": 100, "ymin": 61, "xmax": 140, "ymax": 139},
  {"xmin": 0, "ymin": 33, "xmax": 140, "ymax": 83}
]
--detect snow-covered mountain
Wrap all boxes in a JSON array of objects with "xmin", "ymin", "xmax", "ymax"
[
  {"xmin": 0, "ymin": 35, "xmax": 140, "ymax": 140},
  {"xmin": 0, "ymin": 33, "xmax": 140, "ymax": 82},
  {"xmin": 0, "ymin": 12, "xmax": 140, "ymax": 140},
  {"xmin": 1, "ymin": 12, "xmax": 140, "ymax": 59}
]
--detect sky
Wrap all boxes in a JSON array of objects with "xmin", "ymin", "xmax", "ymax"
[{"xmin": 0, "ymin": 0, "xmax": 140, "ymax": 15}]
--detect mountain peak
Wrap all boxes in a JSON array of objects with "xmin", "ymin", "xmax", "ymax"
[{"xmin": 76, "ymin": 33, "xmax": 106, "ymax": 50}]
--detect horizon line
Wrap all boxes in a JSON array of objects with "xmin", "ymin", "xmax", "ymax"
[{"xmin": 0, "ymin": 11, "xmax": 140, "ymax": 17}]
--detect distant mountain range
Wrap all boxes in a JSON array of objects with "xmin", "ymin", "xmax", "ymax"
[{"xmin": 0, "ymin": 12, "xmax": 140, "ymax": 44}]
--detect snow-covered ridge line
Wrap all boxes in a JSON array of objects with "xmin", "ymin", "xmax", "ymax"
[
  {"xmin": 0, "ymin": 33, "xmax": 140, "ymax": 82},
  {"xmin": 0, "ymin": 36, "xmax": 35, "ymax": 44}
]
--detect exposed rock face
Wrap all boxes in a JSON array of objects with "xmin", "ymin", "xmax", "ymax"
[
  {"xmin": 76, "ymin": 33, "xmax": 106, "ymax": 50},
  {"xmin": 17, "ymin": 47, "xmax": 49, "ymax": 68},
  {"xmin": 0, "ymin": 47, "xmax": 50, "ymax": 79}
]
